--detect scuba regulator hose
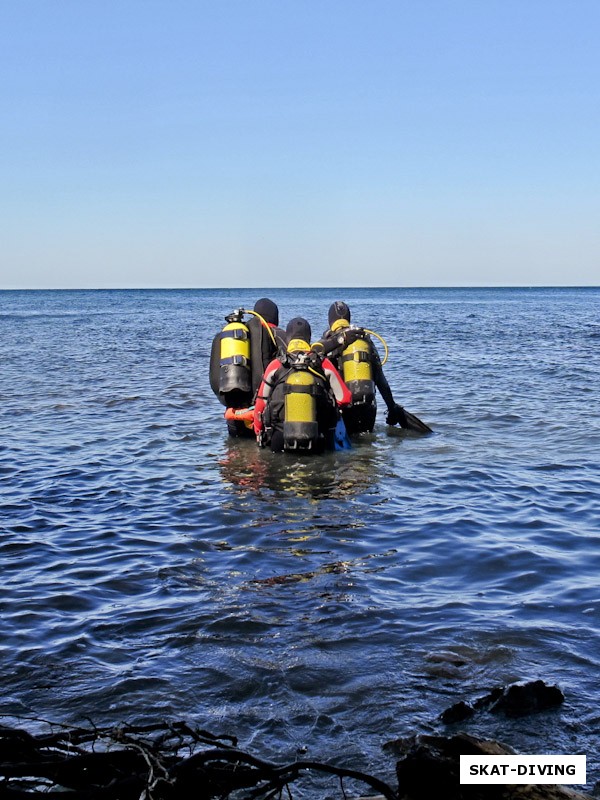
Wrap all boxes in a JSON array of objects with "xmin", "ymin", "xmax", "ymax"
[
  {"xmin": 362, "ymin": 328, "xmax": 389, "ymax": 365},
  {"xmin": 242, "ymin": 309, "xmax": 277, "ymax": 347}
]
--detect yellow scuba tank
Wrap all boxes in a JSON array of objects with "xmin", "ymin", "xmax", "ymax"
[
  {"xmin": 332, "ymin": 319, "xmax": 376, "ymax": 406},
  {"xmin": 283, "ymin": 341, "xmax": 319, "ymax": 451},
  {"xmin": 219, "ymin": 309, "xmax": 251, "ymax": 400}
]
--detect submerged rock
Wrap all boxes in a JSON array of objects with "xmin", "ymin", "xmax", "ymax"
[
  {"xmin": 441, "ymin": 680, "xmax": 565, "ymax": 723},
  {"xmin": 486, "ymin": 681, "xmax": 565, "ymax": 717},
  {"xmin": 441, "ymin": 699, "xmax": 477, "ymax": 724}
]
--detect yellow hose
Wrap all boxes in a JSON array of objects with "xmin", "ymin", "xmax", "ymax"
[
  {"xmin": 362, "ymin": 328, "xmax": 389, "ymax": 365},
  {"xmin": 242, "ymin": 309, "xmax": 277, "ymax": 347},
  {"xmin": 308, "ymin": 367, "xmax": 325, "ymax": 381}
]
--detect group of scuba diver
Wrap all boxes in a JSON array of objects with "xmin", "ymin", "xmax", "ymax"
[{"xmin": 209, "ymin": 298, "xmax": 432, "ymax": 453}]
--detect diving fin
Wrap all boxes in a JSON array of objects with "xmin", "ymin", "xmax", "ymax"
[
  {"xmin": 334, "ymin": 417, "xmax": 352, "ymax": 450},
  {"xmin": 399, "ymin": 407, "xmax": 433, "ymax": 434}
]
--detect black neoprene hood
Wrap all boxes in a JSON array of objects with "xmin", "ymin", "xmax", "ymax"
[
  {"xmin": 286, "ymin": 317, "xmax": 312, "ymax": 343},
  {"xmin": 253, "ymin": 298, "xmax": 279, "ymax": 326},
  {"xmin": 328, "ymin": 301, "xmax": 351, "ymax": 326}
]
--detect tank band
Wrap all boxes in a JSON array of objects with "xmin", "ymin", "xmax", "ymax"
[
  {"xmin": 283, "ymin": 383, "xmax": 320, "ymax": 396},
  {"xmin": 222, "ymin": 328, "xmax": 248, "ymax": 340},
  {"xmin": 221, "ymin": 355, "xmax": 249, "ymax": 367},
  {"xmin": 342, "ymin": 351, "xmax": 370, "ymax": 363}
]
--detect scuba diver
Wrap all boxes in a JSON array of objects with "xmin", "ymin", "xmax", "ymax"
[
  {"xmin": 253, "ymin": 317, "xmax": 352, "ymax": 453},
  {"xmin": 320, "ymin": 301, "xmax": 432, "ymax": 435},
  {"xmin": 209, "ymin": 298, "xmax": 286, "ymax": 437}
]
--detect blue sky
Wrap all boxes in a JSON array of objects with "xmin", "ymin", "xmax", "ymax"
[{"xmin": 1, "ymin": 0, "xmax": 598, "ymax": 288}]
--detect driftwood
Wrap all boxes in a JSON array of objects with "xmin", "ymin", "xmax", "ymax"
[{"xmin": 0, "ymin": 719, "xmax": 397, "ymax": 799}]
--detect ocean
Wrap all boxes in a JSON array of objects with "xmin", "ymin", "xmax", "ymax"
[{"xmin": 1, "ymin": 287, "xmax": 599, "ymax": 790}]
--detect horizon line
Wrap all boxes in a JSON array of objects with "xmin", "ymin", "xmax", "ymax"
[{"xmin": 1, "ymin": 284, "xmax": 599, "ymax": 292}]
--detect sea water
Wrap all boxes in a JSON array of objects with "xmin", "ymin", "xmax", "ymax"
[{"xmin": 1, "ymin": 287, "xmax": 599, "ymax": 787}]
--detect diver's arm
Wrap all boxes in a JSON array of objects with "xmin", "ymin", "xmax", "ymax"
[
  {"xmin": 312, "ymin": 327, "xmax": 362, "ymax": 358},
  {"xmin": 311, "ymin": 334, "xmax": 339, "ymax": 357},
  {"xmin": 253, "ymin": 359, "xmax": 281, "ymax": 434},
  {"xmin": 322, "ymin": 358, "xmax": 352, "ymax": 406},
  {"xmin": 370, "ymin": 343, "xmax": 409, "ymax": 426},
  {"xmin": 371, "ymin": 343, "xmax": 396, "ymax": 411}
]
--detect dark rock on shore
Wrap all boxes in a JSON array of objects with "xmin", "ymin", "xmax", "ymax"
[{"xmin": 393, "ymin": 733, "xmax": 591, "ymax": 800}]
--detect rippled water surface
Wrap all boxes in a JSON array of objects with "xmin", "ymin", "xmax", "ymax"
[{"xmin": 1, "ymin": 287, "xmax": 599, "ymax": 788}]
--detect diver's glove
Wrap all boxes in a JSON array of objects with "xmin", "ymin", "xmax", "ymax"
[{"xmin": 386, "ymin": 403, "xmax": 409, "ymax": 427}]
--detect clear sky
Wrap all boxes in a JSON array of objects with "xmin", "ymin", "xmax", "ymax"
[{"xmin": 1, "ymin": 0, "xmax": 598, "ymax": 289}]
